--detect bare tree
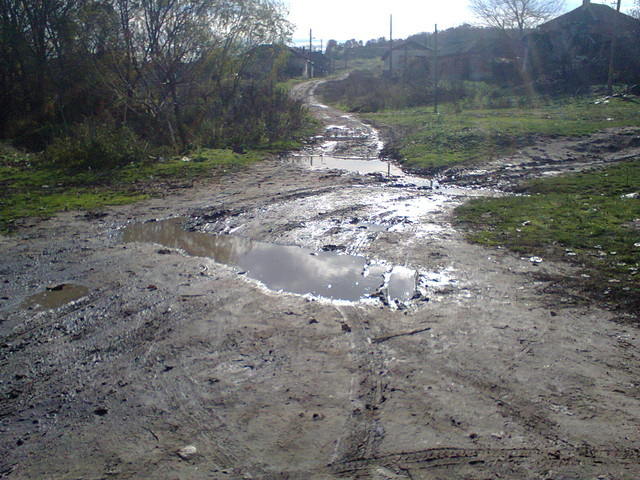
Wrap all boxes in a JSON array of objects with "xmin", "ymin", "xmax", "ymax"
[
  {"xmin": 469, "ymin": 0, "xmax": 565, "ymax": 35},
  {"xmin": 99, "ymin": 0, "xmax": 292, "ymax": 149}
]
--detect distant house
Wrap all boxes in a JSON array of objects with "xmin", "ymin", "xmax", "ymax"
[
  {"xmin": 307, "ymin": 51, "xmax": 333, "ymax": 77},
  {"xmin": 383, "ymin": 28, "xmax": 519, "ymax": 83},
  {"xmin": 289, "ymin": 48, "xmax": 316, "ymax": 78},
  {"xmin": 435, "ymin": 37, "xmax": 517, "ymax": 83},
  {"xmin": 382, "ymin": 40, "xmax": 432, "ymax": 76},
  {"xmin": 525, "ymin": 0, "xmax": 640, "ymax": 85},
  {"xmin": 244, "ymin": 45, "xmax": 318, "ymax": 80}
]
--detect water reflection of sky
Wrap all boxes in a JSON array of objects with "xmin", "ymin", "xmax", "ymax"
[
  {"xmin": 238, "ymin": 243, "xmax": 387, "ymax": 300},
  {"xmin": 284, "ymin": 155, "xmax": 404, "ymax": 177},
  {"xmin": 122, "ymin": 218, "xmax": 403, "ymax": 302}
]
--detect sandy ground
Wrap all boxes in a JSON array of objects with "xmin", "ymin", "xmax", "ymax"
[{"xmin": 0, "ymin": 80, "xmax": 638, "ymax": 479}]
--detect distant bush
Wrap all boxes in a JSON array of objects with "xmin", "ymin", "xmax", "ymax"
[
  {"xmin": 318, "ymin": 72, "xmax": 545, "ymax": 112},
  {"xmin": 45, "ymin": 121, "xmax": 146, "ymax": 171}
]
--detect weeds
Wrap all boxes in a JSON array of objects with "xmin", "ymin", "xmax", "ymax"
[
  {"xmin": 0, "ymin": 147, "xmax": 263, "ymax": 234},
  {"xmin": 44, "ymin": 120, "xmax": 146, "ymax": 171},
  {"xmin": 365, "ymin": 96, "xmax": 640, "ymax": 173}
]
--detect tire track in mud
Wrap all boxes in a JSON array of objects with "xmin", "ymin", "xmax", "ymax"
[
  {"xmin": 327, "ymin": 445, "xmax": 640, "ymax": 475},
  {"xmin": 332, "ymin": 305, "xmax": 387, "ymax": 464}
]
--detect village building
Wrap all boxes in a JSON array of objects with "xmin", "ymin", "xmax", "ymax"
[
  {"xmin": 382, "ymin": 40, "xmax": 432, "ymax": 77},
  {"xmin": 434, "ymin": 36, "xmax": 517, "ymax": 83},
  {"xmin": 382, "ymin": 28, "xmax": 519, "ymax": 84},
  {"xmin": 244, "ymin": 45, "xmax": 328, "ymax": 80},
  {"xmin": 307, "ymin": 51, "xmax": 333, "ymax": 77},
  {"xmin": 524, "ymin": 0, "xmax": 640, "ymax": 85}
]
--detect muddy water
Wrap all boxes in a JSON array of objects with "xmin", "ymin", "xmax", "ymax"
[
  {"xmin": 284, "ymin": 154, "xmax": 406, "ymax": 176},
  {"xmin": 21, "ymin": 284, "xmax": 89, "ymax": 311},
  {"xmin": 122, "ymin": 218, "xmax": 416, "ymax": 302}
]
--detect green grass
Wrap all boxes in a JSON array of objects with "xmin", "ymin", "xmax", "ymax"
[
  {"xmin": 455, "ymin": 160, "xmax": 640, "ymax": 311},
  {"xmin": 336, "ymin": 57, "xmax": 384, "ymax": 73},
  {"xmin": 364, "ymin": 96, "xmax": 640, "ymax": 172},
  {"xmin": 0, "ymin": 147, "xmax": 262, "ymax": 234}
]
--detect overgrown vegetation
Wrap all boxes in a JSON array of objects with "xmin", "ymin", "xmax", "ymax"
[
  {"xmin": 0, "ymin": 0, "xmax": 310, "ymax": 160},
  {"xmin": 455, "ymin": 161, "xmax": 640, "ymax": 312},
  {"xmin": 0, "ymin": 0, "xmax": 326, "ymax": 232}
]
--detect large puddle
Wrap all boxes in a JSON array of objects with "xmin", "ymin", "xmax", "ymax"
[
  {"xmin": 281, "ymin": 114, "xmax": 407, "ymax": 177},
  {"xmin": 122, "ymin": 218, "xmax": 418, "ymax": 303}
]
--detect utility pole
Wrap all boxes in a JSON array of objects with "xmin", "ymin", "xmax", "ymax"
[
  {"xmin": 389, "ymin": 14, "xmax": 393, "ymax": 76},
  {"xmin": 309, "ymin": 29, "xmax": 313, "ymax": 53},
  {"xmin": 606, "ymin": 0, "xmax": 621, "ymax": 95},
  {"xmin": 433, "ymin": 24, "xmax": 439, "ymax": 114}
]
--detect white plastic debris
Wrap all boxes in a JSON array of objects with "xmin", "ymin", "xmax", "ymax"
[{"xmin": 178, "ymin": 445, "xmax": 198, "ymax": 460}]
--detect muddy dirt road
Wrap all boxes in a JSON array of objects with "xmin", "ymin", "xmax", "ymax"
[{"xmin": 1, "ymin": 80, "xmax": 639, "ymax": 479}]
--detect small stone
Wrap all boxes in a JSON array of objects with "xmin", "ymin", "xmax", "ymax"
[{"xmin": 178, "ymin": 445, "xmax": 197, "ymax": 460}]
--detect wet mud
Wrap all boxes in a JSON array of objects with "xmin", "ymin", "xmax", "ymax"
[
  {"xmin": 20, "ymin": 284, "xmax": 90, "ymax": 312},
  {"xmin": 0, "ymin": 79, "xmax": 639, "ymax": 480}
]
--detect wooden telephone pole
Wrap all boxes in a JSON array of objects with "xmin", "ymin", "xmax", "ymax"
[
  {"xmin": 606, "ymin": 0, "xmax": 621, "ymax": 95},
  {"xmin": 434, "ymin": 24, "xmax": 439, "ymax": 114},
  {"xmin": 389, "ymin": 14, "xmax": 393, "ymax": 75}
]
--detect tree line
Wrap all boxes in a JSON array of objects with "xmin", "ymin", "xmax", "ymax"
[{"xmin": 0, "ymin": 0, "xmax": 308, "ymax": 166}]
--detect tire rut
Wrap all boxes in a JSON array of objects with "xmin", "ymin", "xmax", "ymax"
[
  {"xmin": 328, "ymin": 445, "xmax": 640, "ymax": 475},
  {"xmin": 332, "ymin": 305, "xmax": 387, "ymax": 463}
]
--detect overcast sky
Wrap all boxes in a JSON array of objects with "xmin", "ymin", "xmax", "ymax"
[{"xmin": 284, "ymin": 0, "xmax": 602, "ymax": 46}]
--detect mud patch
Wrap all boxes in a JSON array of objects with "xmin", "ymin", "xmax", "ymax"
[{"xmin": 21, "ymin": 283, "xmax": 89, "ymax": 311}]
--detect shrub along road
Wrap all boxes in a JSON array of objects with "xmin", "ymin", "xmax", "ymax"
[{"xmin": 0, "ymin": 80, "xmax": 638, "ymax": 479}]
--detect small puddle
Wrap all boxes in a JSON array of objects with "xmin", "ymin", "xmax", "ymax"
[
  {"xmin": 21, "ymin": 284, "xmax": 89, "ymax": 311},
  {"xmin": 386, "ymin": 266, "xmax": 418, "ymax": 301},
  {"xmin": 284, "ymin": 154, "xmax": 405, "ymax": 176},
  {"xmin": 122, "ymin": 218, "xmax": 417, "ymax": 303}
]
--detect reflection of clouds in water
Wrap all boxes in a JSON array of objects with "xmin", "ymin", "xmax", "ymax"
[
  {"xmin": 239, "ymin": 244, "xmax": 384, "ymax": 300},
  {"xmin": 122, "ymin": 219, "xmax": 388, "ymax": 301},
  {"xmin": 386, "ymin": 266, "xmax": 416, "ymax": 300},
  {"xmin": 122, "ymin": 218, "xmax": 255, "ymax": 264},
  {"xmin": 284, "ymin": 155, "xmax": 402, "ymax": 176}
]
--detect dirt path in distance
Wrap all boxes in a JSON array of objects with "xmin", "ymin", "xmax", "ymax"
[{"xmin": 0, "ymin": 80, "xmax": 638, "ymax": 480}]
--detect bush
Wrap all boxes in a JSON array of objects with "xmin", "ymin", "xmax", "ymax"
[
  {"xmin": 198, "ymin": 83, "xmax": 314, "ymax": 151},
  {"xmin": 45, "ymin": 121, "xmax": 146, "ymax": 170}
]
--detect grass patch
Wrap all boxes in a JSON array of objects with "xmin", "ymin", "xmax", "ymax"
[
  {"xmin": 0, "ymin": 147, "xmax": 262, "ymax": 234},
  {"xmin": 363, "ymin": 96, "xmax": 640, "ymax": 172},
  {"xmin": 455, "ymin": 160, "xmax": 640, "ymax": 311}
]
